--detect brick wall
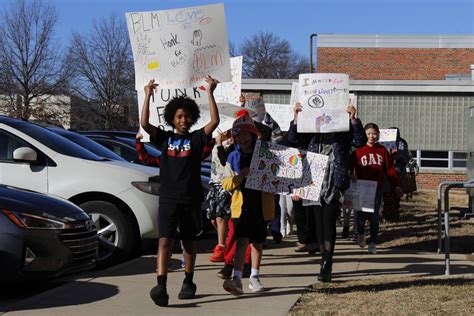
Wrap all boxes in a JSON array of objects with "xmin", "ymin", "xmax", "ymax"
[
  {"xmin": 415, "ymin": 171, "xmax": 468, "ymax": 191},
  {"xmin": 317, "ymin": 47, "xmax": 474, "ymax": 80}
]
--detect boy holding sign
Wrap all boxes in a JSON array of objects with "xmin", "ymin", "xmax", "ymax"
[
  {"xmin": 349, "ymin": 123, "xmax": 403, "ymax": 254},
  {"xmin": 142, "ymin": 75, "xmax": 219, "ymax": 307}
]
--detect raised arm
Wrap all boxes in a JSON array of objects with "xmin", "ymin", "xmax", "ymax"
[
  {"xmin": 203, "ymin": 75, "xmax": 220, "ymax": 136},
  {"xmin": 140, "ymin": 80, "xmax": 159, "ymax": 139}
]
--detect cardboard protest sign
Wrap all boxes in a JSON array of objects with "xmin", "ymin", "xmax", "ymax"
[
  {"xmin": 290, "ymin": 82, "xmax": 299, "ymax": 106},
  {"xmin": 349, "ymin": 93, "xmax": 357, "ymax": 109},
  {"xmin": 136, "ymin": 89, "xmax": 234, "ymax": 141},
  {"xmin": 245, "ymin": 140, "xmax": 329, "ymax": 201},
  {"xmin": 244, "ymin": 97, "xmax": 266, "ymax": 122},
  {"xmin": 264, "ymin": 103, "xmax": 293, "ymax": 131},
  {"xmin": 126, "ymin": 3, "xmax": 231, "ymax": 89},
  {"xmin": 378, "ymin": 128, "xmax": 398, "ymax": 151},
  {"xmin": 342, "ymin": 180, "xmax": 378, "ymax": 213},
  {"xmin": 213, "ymin": 56, "xmax": 242, "ymax": 106},
  {"xmin": 297, "ymin": 73, "xmax": 350, "ymax": 133}
]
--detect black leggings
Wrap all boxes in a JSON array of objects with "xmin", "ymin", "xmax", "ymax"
[{"xmin": 314, "ymin": 200, "xmax": 340, "ymax": 255}]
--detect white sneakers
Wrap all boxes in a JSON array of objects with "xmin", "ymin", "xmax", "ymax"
[{"xmin": 249, "ymin": 276, "xmax": 265, "ymax": 292}]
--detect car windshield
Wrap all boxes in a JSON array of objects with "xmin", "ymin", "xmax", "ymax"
[
  {"xmin": 9, "ymin": 121, "xmax": 103, "ymax": 161},
  {"xmin": 117, "ymin": 137, "xmax": 162, "ymax": 157},
  {"xmin": 48, "ymin": 128, "xmax": 127, "ymax": 162}
]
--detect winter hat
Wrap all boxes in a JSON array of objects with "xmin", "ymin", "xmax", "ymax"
[{"xmin": 232, "ymin": 110, "xmax": 258, "ymax": 137}]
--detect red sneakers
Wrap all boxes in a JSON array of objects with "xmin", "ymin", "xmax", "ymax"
[{"xmin": 209, "ymin": 245, "xmax": 225, "ymax": 262}]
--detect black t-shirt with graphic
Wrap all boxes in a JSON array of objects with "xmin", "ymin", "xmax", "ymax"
[{"xmin": 151, "ymin": 128, "xmax": 210, "ymax": 202}]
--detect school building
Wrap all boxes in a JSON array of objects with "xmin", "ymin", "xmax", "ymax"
[{"xmin": 241, "ymin": 34, "xmax": 474, "ymax": 190}]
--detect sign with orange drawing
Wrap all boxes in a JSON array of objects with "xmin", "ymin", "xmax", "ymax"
[
  {"xmin": 245, "ymin": 140, "xmax": 329, "ymax": 201},
  {"xmin": 126, "ymin": 3, "xmax": 231, "ymax": 89},
  {"xmin": 297, "ymin": 73, "xmax": 350, "ymax": 133}
]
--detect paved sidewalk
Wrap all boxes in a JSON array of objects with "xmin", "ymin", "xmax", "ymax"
[{"xmin": 2, "ymin": 236, "xmax": 472, "ymax": 316}]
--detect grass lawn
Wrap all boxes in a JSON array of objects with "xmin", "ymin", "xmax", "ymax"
[
  {"xmin": 289, "ymin": 190, "xmax": 474, "ymax": 315},
  {"xmin": 379, "ymin": 191, "xmax": 473, "ymax": 254},
  {"xmin": 290, "ymin": 275, "xmax": 474, "ymax": 315}
]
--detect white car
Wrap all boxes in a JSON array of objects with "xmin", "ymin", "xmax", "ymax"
[{"xmin": 0, "ymin": 116, "xmax": 160, "ymax": 267}]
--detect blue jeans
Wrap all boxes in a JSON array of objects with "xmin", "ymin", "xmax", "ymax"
[{"xmin": 357, "ymin": 187, "xmax": 383, "ymax": 244}]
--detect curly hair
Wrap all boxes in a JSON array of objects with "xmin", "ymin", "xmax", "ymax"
[{"xmin": 163, "ymin": 96, "xmax": 201, "ymax": 127}]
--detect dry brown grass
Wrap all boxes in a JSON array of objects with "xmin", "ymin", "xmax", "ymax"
[
  {"xmin": 289, "ymin": 191, "xmax": 474, "ymax": 315},
  {"xmin": 289, "ymin": 275, "xmax": 474, "ymax": 315},
  {"xmin": 378, "ymin": 191, "xmax": 473, "ymax": 254}
]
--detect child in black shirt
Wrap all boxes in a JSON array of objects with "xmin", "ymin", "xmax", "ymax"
[{"xmin": 142, "ymin": 75, "xmax": 219, "ymax": 307}]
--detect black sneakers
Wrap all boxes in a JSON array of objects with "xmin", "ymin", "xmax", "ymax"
[
  {"xmin": 150, "ymin": 284, "xmax": 169, "ymax": 307},
  {"xmin": 217, "ymin": 264, "xmax": 233, "ymax": 279},
  {"xmin": 178, "ymin": 282, "xmax": 197, "ymax": 300}
]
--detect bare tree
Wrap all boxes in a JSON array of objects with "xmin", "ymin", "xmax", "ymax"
[
  {"xmin": 239, "ymin": 32, "xmax": 308, "ymax": 79},
  {"xmin": 228, "ymin": 41, "xmax": 237, "ymax": 57},
  {"xmin": 69, "ymin": 14, "xmax": 135, "ymax": 130},
  {"xmin": 0, "ymin": 0, "xmax": 71, "ymax": 120}
]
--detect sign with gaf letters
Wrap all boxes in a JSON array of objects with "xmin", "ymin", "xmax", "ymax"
[
  {"xmin": 126, "ymin": 3, "xmax": 231, "ymax": 89},
  {"xmin": 245, "ymin": 140, "xmax": 329, "ymax": 201},
  {"xmin": 297, "ymin": 73, "xmax": 350, "ymax": 133},
  {"xmin": 342, "ymin": 180, "xmax": 378, "ymax": 213}
]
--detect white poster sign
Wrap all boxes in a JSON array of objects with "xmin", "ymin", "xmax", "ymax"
[
  {"xmin": 379, "ymin": 129, "xmax": 398, "ymax": 142},
  {"xmin": 342, "ymin": 180, "xmax": 378, "ymax": 213},
  {"xmin": 297, "ymin": 73, "xmax": 350, "ymax": 133},
  {"xmin": 290, "ymin": 82, "xmax": 299, "ymax": 106},
  {"xmin": 137, "ymin": 89, "xmax": 234, "ymax": 140},
  {"xmin": 264, "ymin": 103, "xmax": 293, "ymax": 131},
  {"xmin": 126, "ymin": 3, "xmax": 231, "ymax": 89},
  {"xmin": 379, "ymin": 128, "xmax": 398, "ymax": 151},
  {"xmin": 349, "ymin": 93, "xmax": 357, "ymax": 109},
  {"xmin": 244, "ymin": 97, "xmax": 266, "ymax": 122},
  {"xmin": 245, "ymin": 140, "xmax": 329, "ymax": 201},
  {"xmin": 213, "ymin": 56, "xmax": 242, "ymax": 106}
]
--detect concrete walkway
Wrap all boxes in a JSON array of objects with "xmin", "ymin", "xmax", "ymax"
[{"xmin": 1, "ymin": 236, "xmax": 472, "ymax": 316}]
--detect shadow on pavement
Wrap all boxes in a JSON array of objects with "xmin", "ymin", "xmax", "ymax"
[
  {"xmin": 1, "ymin": 281, "xmax": 119, "ymax": 312},
  {"xmin": 166, "ymin": 286, "xmax": 306, "ymax": 308}
]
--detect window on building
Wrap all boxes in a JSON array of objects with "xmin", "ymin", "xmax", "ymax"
[
  {"xmin": 411, "ymin": 150, "xmax": 467, "ymax": 170},
  {"xmin": 420, "ymin": 150, "xmax": 449, "ymax": 168},
  {"xmin": 452, "ymin": 152, "xmax": 467, "ymax": 168}
]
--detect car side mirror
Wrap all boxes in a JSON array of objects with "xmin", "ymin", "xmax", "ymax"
[{"xmin": 13, "ymin": 147, "xmax": 37, "ymax": 162}]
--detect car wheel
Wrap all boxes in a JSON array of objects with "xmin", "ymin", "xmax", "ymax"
[{"xmin": 79, "ymin": 200, "xmax": 134, "ymax": 268}]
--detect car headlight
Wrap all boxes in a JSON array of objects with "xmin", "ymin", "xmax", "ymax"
[
  {"xmin": 131, "ymin": 181, "xmax": 160, "ymax": 195},
  {"xmin": 2, "ymin": 210, "xmax": 68, "ymax": 229}
]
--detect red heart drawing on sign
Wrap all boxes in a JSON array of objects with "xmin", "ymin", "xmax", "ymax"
[{"xmin": 198, "ymin": 86, "xmax": 206, "ymax": 91}]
